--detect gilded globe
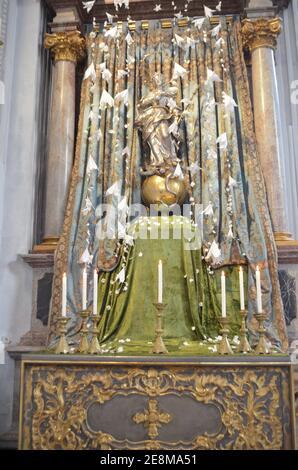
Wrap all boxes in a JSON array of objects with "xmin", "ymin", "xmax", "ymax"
[{"xmin": 141, "ymin": 174, "xmax": 188, "ymax": 207}]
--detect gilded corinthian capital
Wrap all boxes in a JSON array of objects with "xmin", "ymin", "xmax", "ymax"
[
  {"xmin": 241, "ymin": 18, "xmax": 282, "ymax": 52},
  {"xmin": 44, "ymin": 31, "xmax": 86, "ymax": 63}
]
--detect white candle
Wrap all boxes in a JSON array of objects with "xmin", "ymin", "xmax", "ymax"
[
  {"xmin": 221, "ymin": 271, "xmax": 226, "ymax": 318},
  {"xmin": 93, "ymin": 269, "xmax": 98, "ymax": 316},
  {"xmin": 82, "ymin": 267, "xmax": 87, "ymax": 310},
  {"xmin": 256, "ymin": 265, "xmax": 262, "ymax": 313},
  {"xmin": 158, "ymin": 260, "xmax": 163, "ymax": 304},
  {"xmin": 239, "ymin": 266, "xmax": 245, "ymax": 311},
  {"xmin": 62, "ymin": 272, "xmax": 67, "ymax": 317}
]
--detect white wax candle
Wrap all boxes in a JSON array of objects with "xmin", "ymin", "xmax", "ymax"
[
  {"xmin": 62, "ymin": 272, "xmax": 67, "ymax": 317},
  {"xmin": 221, "ymin": 271, "xmax": 226, "ymax": 318},
  {"xmin": 82, "ymin": 267, "xmax": 87, "ymax": 310},
  {"xmin": 158, "ymin": 260, "xmax": 163, "ymax": 304},
  {"xmin": 93, "ymin": 269, "xmax": 98, "ymax": 316},
  {"xmin": 239, "ymin": 266, "xmax": 245, "ymax": 311},
  {"xmin": 256, "ymin": 265, "xmax": 262, "ymax": 313}
]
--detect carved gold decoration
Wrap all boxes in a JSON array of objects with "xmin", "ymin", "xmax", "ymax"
[
  {"xmin": 241, "ymin": 18, "xmax": 282, "ymax": 52},
  {"xmin": 133, "ymin": 399, "xmax": 172, "ymax": 439},
  {"xmin": 44, "ymin": 31, "xmax": 86, "ymax": 63},
  {"xmin": 19, "ymin": 361, "xmax": 295, "ymax": 450},
  {"xmin": 117, "ymin": 15, "xmax": 233, "ymax": 32}
]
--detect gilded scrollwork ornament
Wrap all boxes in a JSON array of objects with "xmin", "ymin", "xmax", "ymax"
[{"xmin": 20, "ymin": 363, "xmax": 294, "ymax": 450}]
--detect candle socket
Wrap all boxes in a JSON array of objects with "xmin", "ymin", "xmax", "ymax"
[
  {"xmin": 55, "ymin": 317, "xmax": 71, "ymax": 354},
  {"xmin": 254, "ymin": 313, "xmax": 270, "ymax": 354},
  {"xmin": 152, "ymin": 303, "xmax": 168, "ymax": 354},
  {"xmin": 89, "ymin": 315, "xmax": 102, "ymax": 354},
  {"xmin": 78, "ymin": 309, "xmax": 91, "ymax": 354},
  {"xmin": 237, "ymin": 310, "xmax": 252, "ymax": 354},
  {"xmin": 218, "ymin": 317, "xmax": 233, "ymax": 355}
]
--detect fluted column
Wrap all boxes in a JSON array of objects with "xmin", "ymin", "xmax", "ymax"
[
  {"xmin": 34, "ymin": 30, "xmax": 85, "ymax": 252},
  {"xmin": 241, "ymin": 17, "xmax": 291, "ymax": 241}
]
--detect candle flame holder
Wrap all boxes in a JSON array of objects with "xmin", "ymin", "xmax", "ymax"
[
  {"xmin": 152, "ymin": 303, "xmax": 168, "ymax": 354},
  {"xmin": 55, "ymin": 317, "xmax": 71, "ymax": 354},
  {"xmin": 218, "ymin": 317, "xmax": 233, "ymax": 355},
  {"xmin": 254, "ymin": 313, "xmax": 271, "ymax": 354},
  {"xmin": 237, "ymin": 310, "xmax": 252, "ymax": 353},
  {"xmin": 78, "ymin": 309, "xmax": 91, "ymax": 354},
  {"xmin": 89, "ymin": 315, "xmax": 102, "ymax": 354}
]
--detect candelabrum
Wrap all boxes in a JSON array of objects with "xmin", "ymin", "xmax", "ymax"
[
  {"xmin": 55, "ymin": 317, "xmax": 71, "ymax": 354},
  {"xmin": 152, "ymin": 303, "xmax": 168, "ymax": 354},
  {"xmin": 254, "ymin": 313, "xmax": 270, "ymax": 354},
  {"xmin": 78, "ymin": 309, "xmax": 91, "ymax": 354},
  {"xmin": 89, "ymin": 314, "xmax": 102, "ymax": 354},
  {"xmin": 237, "ymin": 310, "xmax": 252, "ymax": 353},
  {"xmin": 218, "ymin": 317, "xmax": 233, "ymax": 355}
]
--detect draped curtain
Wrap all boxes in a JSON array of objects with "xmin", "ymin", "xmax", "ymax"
[{"xmin": 48, "ymin": 16, "xmax": 287, "ymax": 351}]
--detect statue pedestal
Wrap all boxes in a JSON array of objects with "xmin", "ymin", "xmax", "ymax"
[{"xmin": 19, "ymin": 354, "xmax": 296, "ymax": 450}]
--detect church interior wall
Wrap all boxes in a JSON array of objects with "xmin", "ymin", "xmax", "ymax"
[{"xmin": 0, "ymin": 0, "xmax": 42, "ymax": 434}]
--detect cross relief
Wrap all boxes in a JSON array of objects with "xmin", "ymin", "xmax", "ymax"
[{"xmin": 133, "ymin": 399, "xmax": 172, "ymax": 439}]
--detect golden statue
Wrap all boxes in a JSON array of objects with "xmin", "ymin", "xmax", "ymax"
[{"xmin": 136, "ymin": 74, "xmax": 187, "ymax": 206}]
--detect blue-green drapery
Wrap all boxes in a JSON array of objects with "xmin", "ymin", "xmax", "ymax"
[{"xmin": 48, "ymin": 16, "xmax": 288, "ymax": 351}]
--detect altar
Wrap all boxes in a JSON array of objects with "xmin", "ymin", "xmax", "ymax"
[{"xmin": 10, "ymin": 0, "xmax": 298, "ymax": 452}]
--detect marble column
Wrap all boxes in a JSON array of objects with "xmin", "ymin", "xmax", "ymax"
[
  {"xmin": 34, "ymin": 30, "xmax": 85, "ymax": 252},
  {"xmin": 241, "ymin": 17, "xmax": 291, "ymax": 242}
]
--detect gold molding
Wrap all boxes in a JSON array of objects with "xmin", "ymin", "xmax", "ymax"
[
  {"xmin": 44, "ymin": 31, "xmax": 86, "ymax": 63},
  {"xmin": 110, "ymin": 15, "xmax": 234, "ymax": 32},
  {"xmin": 274, "ymin": 231, "xmax": 293, "ymax": 242},
  {"xmin": 32, "ymin": 236, "xmax": 59, "ymax": 253},
  {"xmin": 241, "ymin": 17, "xmax": 282, "ymax": 52}
]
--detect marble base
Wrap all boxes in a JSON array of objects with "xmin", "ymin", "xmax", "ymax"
[
  {"xmin": 20, "ymin": 253, "xmax": 54, "ymax": 347},
  {"xmin": 245, "ymin": 6, "xmax": 278, "ymax": 19}
]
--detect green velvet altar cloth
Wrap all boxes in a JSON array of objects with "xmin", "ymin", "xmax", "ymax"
[{"xmin": 97, "ymin": 216, "xmax": 246, "ymax": 355}]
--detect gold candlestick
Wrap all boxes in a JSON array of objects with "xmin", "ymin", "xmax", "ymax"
[
  {"xmin": 254, "ymin": 313, "xmax": 270, "ymax": 354},
  {"xmin": 152, "ymin": 303, "xmax": 168, "ymax": 354},
  {"xmin": 55, "ymin": 317, "xmax": 70, "ymax": 354},
  {"xmin": 237, "ymin": 310, "xmax": 252, "ymax": 353},
  {"xmin": 89, "ymin": 315, "xmax": 102, "ymax": 354},
  {"xmin": 218, "ymin": 317, "xmax": 233, "ymax": 355},
  {"xmin": 78, "ymin": 309, "xmax": 90, "ymax": 354}
]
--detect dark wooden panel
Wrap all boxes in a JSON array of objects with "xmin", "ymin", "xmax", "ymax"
[{"xmin": 44, "ymin": 0, "xmax": 247, "ymax": 23}]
